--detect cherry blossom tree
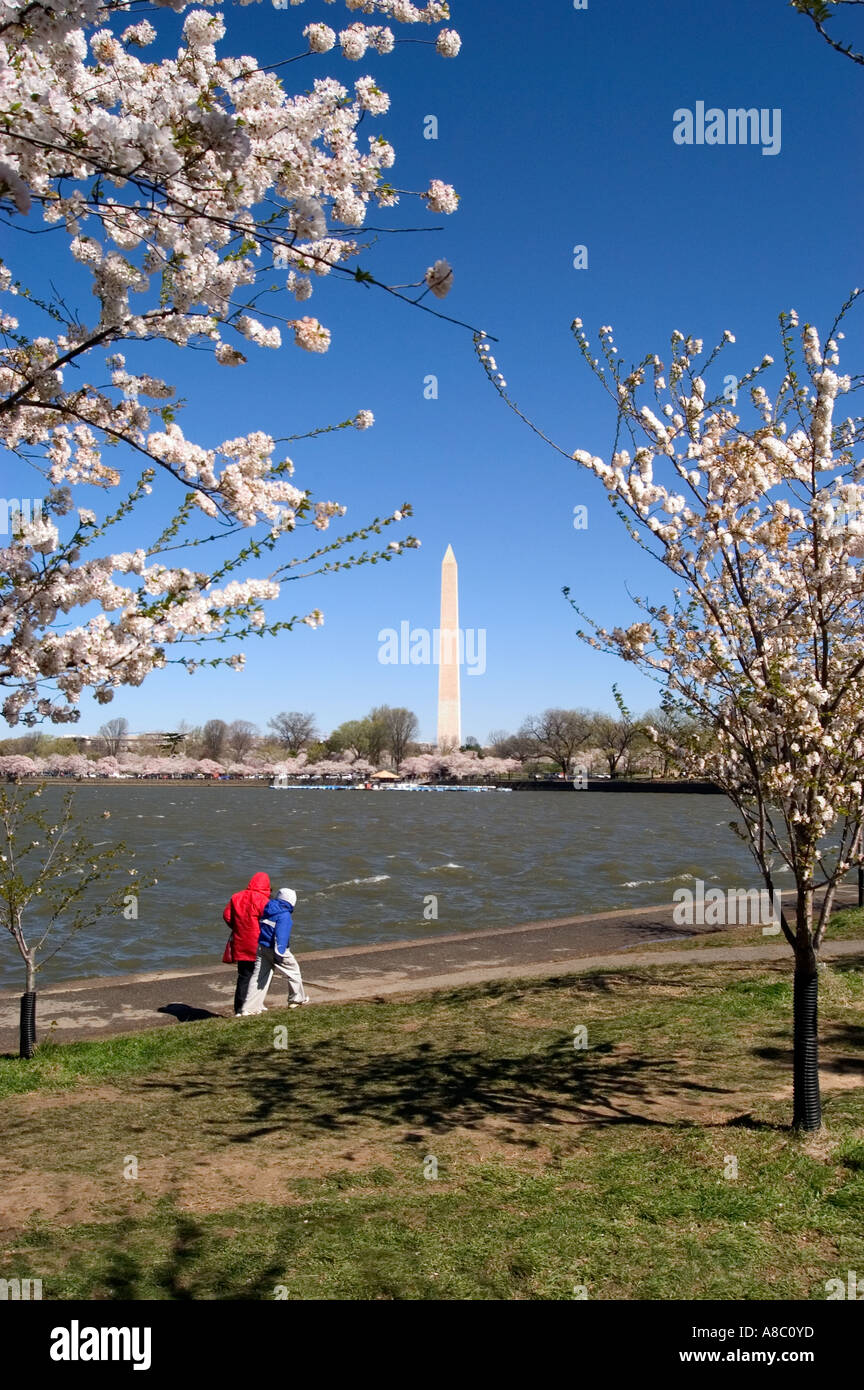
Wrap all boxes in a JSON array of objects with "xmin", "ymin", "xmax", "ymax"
[
  {"xmin": 271, "ymin": 751, "xmax": 307, "ymax": 777},
  {"xmin": 478, "ymin": 296, "xmax": 864, "ymax": 1131},
  {"xmin": 479, "ymin": 755, "xmax": 521, "ymax": 781},
  {"xmin": 308, "ymin": 756, "xmax": 355, "ymax": 779},
  {"xmin": 0, "ymin": 753, "xmax": 37, "ymax": 777},
  {"xmin": 0, "ymin": 0, "xmax": 465, "ymax": 728},
  {"xmin": 66, "ymin": 753, "xmax": 94, "ymax": 777},
  {"xmin": 347, "ymin": 756, "xmax": 375, "ymax": 778},
  {"xmin": 194, "ymin": 757, "xmax": 223, "ymax": 778},
  {"xmin": 400, "ymin": 752, "xmax": 434, "ymax": 779},
  {"xmin": 224, "ymin": 759, "xmax": 260, "ymax": 777},
  {"xmin": 133, "ymin": 756, "xmax": 166, "ymax": 778}
]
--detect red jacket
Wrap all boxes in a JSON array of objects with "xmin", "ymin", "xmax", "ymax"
[{"xmin": 222, "ymin": 872, "xmax": 271, "ymax": 962}]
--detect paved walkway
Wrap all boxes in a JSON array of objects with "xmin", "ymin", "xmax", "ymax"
[{"xmin": 1, "ymin": 888, "xmax": 862, "ymax": 1051}]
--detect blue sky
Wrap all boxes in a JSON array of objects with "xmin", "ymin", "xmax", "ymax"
[{"xmin": 8, "ymin": 0, "xmax": 864, "ymax": 743}]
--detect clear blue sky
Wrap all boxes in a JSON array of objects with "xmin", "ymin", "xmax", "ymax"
[{"xmin": 9, "ymin": 0, "xmax": 864, "ymax": 742}]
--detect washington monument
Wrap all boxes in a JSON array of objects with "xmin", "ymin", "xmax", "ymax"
[{"xmin": 437, "ymin": 544, "xmax": 461, "ymax": 750}]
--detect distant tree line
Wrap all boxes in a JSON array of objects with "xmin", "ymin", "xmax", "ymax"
[
  {"xmin": 0, "ymin": 693, "xmax": 712, "ymax": 780},
  {"xmin": 489, "ymin": 690, "xmax": 710, "ymax": 779}
]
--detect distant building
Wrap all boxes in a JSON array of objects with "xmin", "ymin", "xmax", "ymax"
[{"xmin": 70, "ymin": 732, "xmax": 160, "ymax": 753}]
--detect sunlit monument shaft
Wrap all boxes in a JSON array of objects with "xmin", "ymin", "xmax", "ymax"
[{"xmin": 437, "ymin": 544, "xmax": 461, "ymax": 751}]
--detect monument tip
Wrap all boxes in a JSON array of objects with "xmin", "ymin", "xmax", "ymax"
[{"xmin": 443, "ymin": 543, "xmax": 456, "ymax": 564}]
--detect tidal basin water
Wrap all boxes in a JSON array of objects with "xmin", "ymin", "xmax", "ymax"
[{"xmin": 2, "ymin": 783, "xmax": 784, "ymax": 991}]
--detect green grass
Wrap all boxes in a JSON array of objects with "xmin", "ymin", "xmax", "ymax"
[
  {"xmin": 2, "ymin": 955, "xmax": 863, "ymax": 1300},
  {"xmin": 0, "ymin": 1018, "xmax": 240, "ymax": 1098}
]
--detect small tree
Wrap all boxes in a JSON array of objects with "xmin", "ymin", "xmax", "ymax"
[
  {"xmin": 592, "ymin": 688, "xmax": 648, "ymax": 778},
  {"xmin": 366, "ymin": 708, "xmax": 396, "ymax": 767},
  {"xmin": 522, "ymin": 708, "xmax": 595, "ymax": 777},
  {"xmin": 374, "ymin": 706, "xmax": 419, "ymax": 770},
  {"xmin": 98, "ymin": 717, "xmax": 129, "ymax": 758},
  {"xmin": 0, "ymin": 784, "xmax": 147, "ymax": 1057},
  {"xmin": 268, "ymin": 712, "xmax": 319, "ymax": 754},
  {"xmin": 201, "ymin": 719, "xmax": 229, "ymax": 762},
  {"xmin": 227, "ymin": 720, "xmax": 258, "ymax": 761},
  {"xmin": 327, "ymin": 720, "xmax": 366, "ymax": 759},
  {"xmin": 478, "ymin": 298, "xmax": 864, "ymax": 1131},
  {"xmin": 488, "ymin": 728, "xmax": 536, "ymax": 761},
  {"xmin": 328, "ymin": 714, "xmax": 389, "ymax": 766},
  {"xmin": 4, "ymin": 732, "xmax": 47, "ymax": 756}
]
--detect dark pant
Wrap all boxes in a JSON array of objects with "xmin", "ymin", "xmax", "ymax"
[{"xmin": 234, "ymin": 960, "xmax": 256, "ymax": 1014}]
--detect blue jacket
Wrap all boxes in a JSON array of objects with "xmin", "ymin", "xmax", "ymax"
[{"xmin": 258, "ymin": 897, "xmax": 294, "ymax": 955}]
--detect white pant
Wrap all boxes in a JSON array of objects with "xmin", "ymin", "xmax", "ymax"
[{"xmin": 240, "ymin": 945, "xmax": 307, "ymax": 1014}]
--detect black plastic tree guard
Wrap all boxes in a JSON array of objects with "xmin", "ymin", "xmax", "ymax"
[
  {"xmin": 19, "ymin": 990, "xmax": 36, "ymax": 1059},
  {"xmin": 792, "ymin": 968, "xmax": 821, "ymax": 1131}
]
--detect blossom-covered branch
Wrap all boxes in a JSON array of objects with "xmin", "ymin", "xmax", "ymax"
[{"xmin": 0, "ymin": 0, "xmax": 463, "ymax": 723}]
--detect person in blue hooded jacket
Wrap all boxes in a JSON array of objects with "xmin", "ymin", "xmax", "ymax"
[{"xmin": 238, "ymin": 886, "xmax": 310, "ymax": 1015}]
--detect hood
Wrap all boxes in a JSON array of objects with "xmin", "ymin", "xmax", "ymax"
[{"xmin": 247, "ymin": 872, "xmax": 271, "ymax": 893}]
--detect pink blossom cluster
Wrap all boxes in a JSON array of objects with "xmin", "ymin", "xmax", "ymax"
[
  {"xmin": 0, "ymin": 748, "xmax": 523, "ymax": 781},
  {"xmin": 400, "ymin": 751, "xmax": 522, "ymax": 779}
]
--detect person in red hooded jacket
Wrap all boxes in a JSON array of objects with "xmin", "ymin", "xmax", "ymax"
[{"xmin": 222, "ymin": 871, "xmax": 271, "ymax": 1016}]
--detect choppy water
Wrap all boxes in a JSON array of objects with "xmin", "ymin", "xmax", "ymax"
[{"xmin": 0, "ymin": 784, "xmax": 786, "ymax": 990}]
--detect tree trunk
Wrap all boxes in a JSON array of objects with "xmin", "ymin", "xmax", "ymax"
[
  {"xmin": 792, "ymin": 943, "xmax": 821, "ymax": 1131},
  {"xmin": 19, "ymin": 989, "xmax": 37, "ymax": 1059}
]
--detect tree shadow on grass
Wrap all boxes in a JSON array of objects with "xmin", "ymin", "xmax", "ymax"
[
  {"xmin": 752, "ymin": 1021, "xmax": 864, "ymax": 1078},
  {"xmin": 724, "ymin": 1113, "xmax": 782, "ymax": 1132},
  {"xmin": 539, "ymin": 967, "xmax": 725, "ymax": 996},
  {"xmin": 130, "ymin": 960, "xmax": 804, "ymax": 1144},
  {"xmin": 137, "ymin": 1029, "xmax": 737, "ymax": 1147},
  {"xmin": 94, "ymin": 1208, "xmax": 285, "ymax": 1301},
  {"xmin": 825, "ymin": 954, "xmax": 864, "ymax": 971}
]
